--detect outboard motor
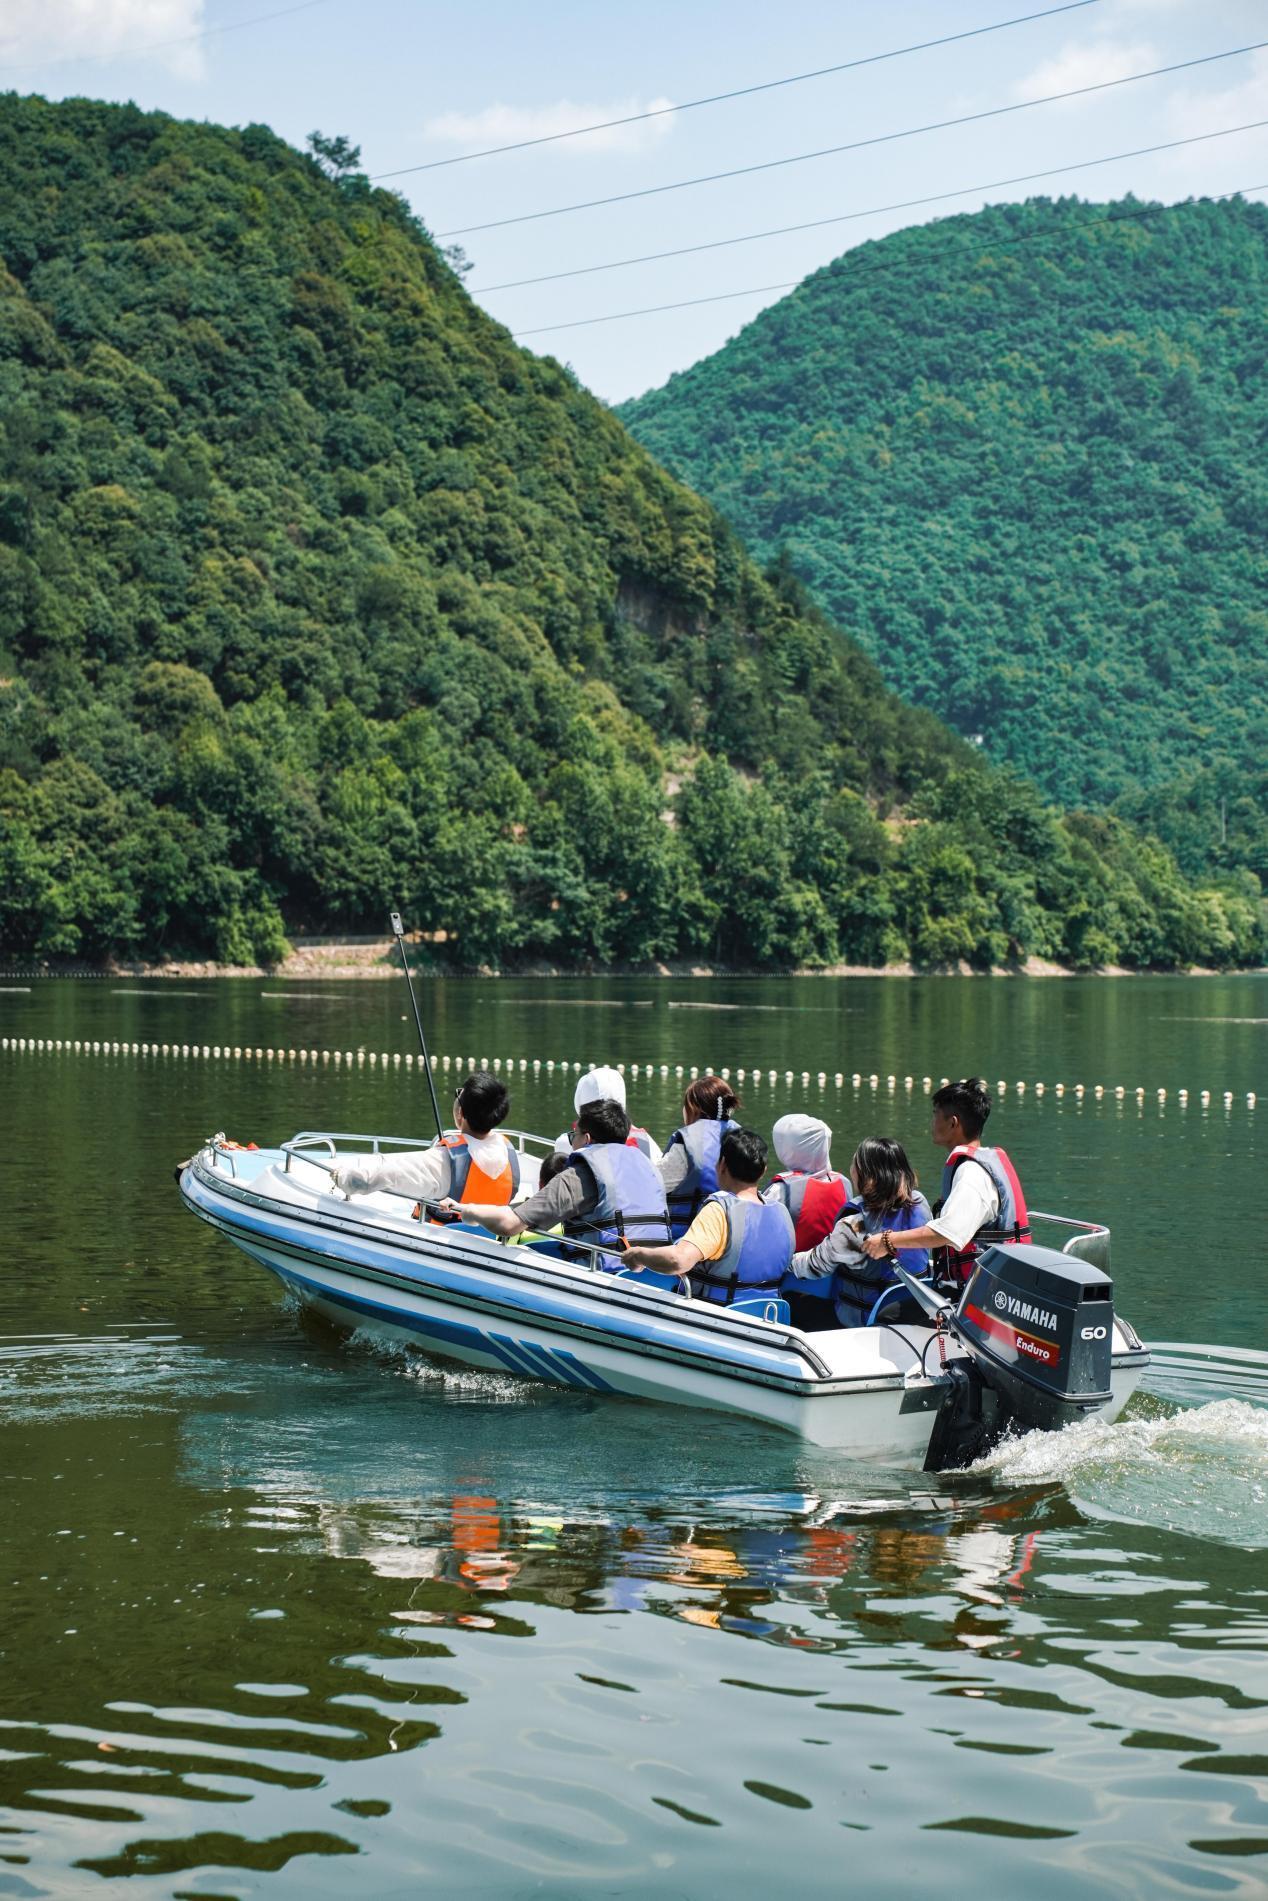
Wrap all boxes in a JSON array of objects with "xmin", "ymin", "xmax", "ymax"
[{"xmin": 924, "ymin": 1242, "xmax": 1115, "ymax": 1472}]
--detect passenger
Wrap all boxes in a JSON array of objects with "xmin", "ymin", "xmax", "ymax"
[
  {"xmin": 622, "ymin": 1127, "xmax": 794, "ymax": 1306},
  {"xmin": 763, "ymin": 1113, "xmax": 850, "ymax": 1330},
  {"xmin": 557, "ymin": 1066, "xmax": 663, "ymax": 1164},
  {"xmin": 440, "ymin": 1097, "xmax": 669, "ymax": 1258},
  {"xmin": 332, "ymin": 1070, "xmax": 519, "ymax": 1208},
  {"xmin": 660, "ymin": 1075, "xmax": 740, "ymax": 1239},
  {"xmin": 860, "ymin": 1078, "xmax": 1030, "ymax": 1287},
  {"xmin": 764, "ymin": 1114, "xmax": 851, "ymax": 1242},
  {"xmin": 789, "ymin": 1138, "xmax": 932, "ymax": 1329},
  {"xmin": 508, "ymin": 1151, "xmax": 571, "ymax": 1245}
]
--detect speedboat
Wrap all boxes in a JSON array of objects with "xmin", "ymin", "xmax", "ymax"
[{"xmin": 178, "ymin": 1128, "xmax": 1151, "ymax": 1468}]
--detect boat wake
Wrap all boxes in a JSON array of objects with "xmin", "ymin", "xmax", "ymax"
[
  {"xmin": 347, "ymin": 1326, "xmax": 548, "ymax": 1404},
  {"xmin": 975, "ymin": 1395, "xmax": 1268, "ymax": 1547},
  {"xmin": 1143, "ymin": 1339, "xmax": 1268, "ymax": 1408}
]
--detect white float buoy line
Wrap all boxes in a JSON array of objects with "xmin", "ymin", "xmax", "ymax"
[{"xmin": 0, "ymin": 1037, "xmax": 1256, "ymax": 1110}]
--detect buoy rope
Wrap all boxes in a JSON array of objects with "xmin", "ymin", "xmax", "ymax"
[{"xmin": 0, "ymin": 1037, "xmax": 1255, "ymax": 1108}]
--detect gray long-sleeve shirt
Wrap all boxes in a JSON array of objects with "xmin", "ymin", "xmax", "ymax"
[{"xmin": 788, "ymin": 1192, "xmax": 934, "ymax": 1284}]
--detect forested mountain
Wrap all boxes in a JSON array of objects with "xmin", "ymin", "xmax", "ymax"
[
  {"xmin": 621, "ymin": 196, "xmax": 1268, "ymax": 885},
  {"xmin": 0, "ymin": 101, "xmax": 1259, "ymax": 970}
]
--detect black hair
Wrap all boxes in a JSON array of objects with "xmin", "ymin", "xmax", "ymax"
[
  {"xmin": 455, "ymin": 1070, "xmax": 510, "ymax": 1137},
  {"xmin": 719, "ymin": 1126, "xmax": 767, "ymax": 1183},
  {"xmin": 538, "ymin": 1151, "xmax": 571, "ymax": 1188},
  {"xmin": 577, "ymin": 1098, "xmax": 631, "ymax": 1146},
  {"xmin": 684, "ymin": 1074, "xmax": 740, "ymax": 1122},
  {"xmin": 850, "ymin": 1138, "xmax": 919, "ymax": 1216},
  {"xmin": 931, "ymin": 1077, "xmax": 992, "ymax": 1139}
]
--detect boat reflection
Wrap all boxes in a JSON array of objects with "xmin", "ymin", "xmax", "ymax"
[{"xmin": 291, "ymin": 1479, "xmax": 1053, "ymax": 1653}]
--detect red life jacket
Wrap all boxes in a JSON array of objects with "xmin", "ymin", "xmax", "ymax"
[
  {"xmin": 766, "ymin": 1169, "xmax": 850, "ymax": 1251},
  {"xmin": 627, "ymin": 1126, "xmax": 654, "ymax": 1160},
  {"xmin": 934, "ymin": 1143, "xmax": 1030, "ymax": 1285}
]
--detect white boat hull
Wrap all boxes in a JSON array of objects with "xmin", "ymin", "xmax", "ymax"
[{"xmin": 180, "ymin": 1143, "xmax": 1151, "ymax": 1459}]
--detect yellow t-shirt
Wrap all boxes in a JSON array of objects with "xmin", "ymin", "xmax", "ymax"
[{"xmin": 681, "ymin": 1198, "xmax": 730, "ymax": 1264}]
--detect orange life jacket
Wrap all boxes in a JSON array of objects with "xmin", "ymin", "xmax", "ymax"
[{"xmin": 441, "ymin": 1133, "xmax": 521, "ymax": 1205}]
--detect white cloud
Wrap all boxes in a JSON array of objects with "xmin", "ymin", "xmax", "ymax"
[
  {"xmin": 422, "ymin": 96, "xmax": 677, "ymax": 159},
  {"xmin": 0, "ymin": 0, "xmax": 206, "ymax": 78},
  {"xmin": 1165, "ymin": 45, "xmax": 1268, "ymax": 138},
  {"xmin": 1013, "ymin": 37, "xmax": 1159, "ymax": 103},
  {"xmin": 1158, "ymin": 46, "xmax": 1268, "ymax": 190}
]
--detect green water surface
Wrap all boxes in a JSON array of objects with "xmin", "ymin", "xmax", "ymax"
[{"xmin": 2, "ymin": 974, "xmax": 1265, "ymax": 1898}]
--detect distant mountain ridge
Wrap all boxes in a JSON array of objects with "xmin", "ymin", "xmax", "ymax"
[
  {"xmin": 620, "ymin": 195, "xmax": 1268, "ymax": 879},
  {"xmin": 0, "ymin": 104, "xmax": 1258, "ymax": 971}
]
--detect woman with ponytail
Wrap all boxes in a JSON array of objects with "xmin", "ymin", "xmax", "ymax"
[{"xmin": 659, "ymin": 1075, "xmax": 741, "ymax": 1239}]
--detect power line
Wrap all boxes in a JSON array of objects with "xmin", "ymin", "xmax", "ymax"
[
  {"xmin": 474, "ymin": 117, "xmax": 1268, "ymax": 293},
  {"xmin": 511, "ymin": 184, "xmax": 1267, "ymax": 339},
  {"xmin": 371, "ymin": 0, "xmax": 1098, "ymax": 179},
  {"xmin": 439, "ymin": 39, "xmax": 1268, "ymax": 239},
  {"xmin": 0, "ymin": 0, "xmax": 333, "ymax": 73}
]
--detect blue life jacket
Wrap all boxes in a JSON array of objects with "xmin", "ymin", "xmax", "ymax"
[
  {"xmin": 831, "ymin": 1194, "xmax": 932, "ymax": 1328},
  {"xmin": 690, "ymin": 1192, "xmax": 795, "ymax": 1306},
  {"xmin": 566, "ymin": 1142, "xmax": 671, "ymax": 1254},
  {"xmin": 665, "ymin": 1118, "xmax": 738, "ymax": 1238}
]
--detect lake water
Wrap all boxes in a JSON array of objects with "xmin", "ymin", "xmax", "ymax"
[{"xmin": 2, "ymin": 974, "xmax": 1266, "ymax": 1897}]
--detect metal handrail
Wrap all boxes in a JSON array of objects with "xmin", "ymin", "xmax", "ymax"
[
  {"xmin": 271, "ymin": 1142, "xmax": 638, "ymax": 1275},
  {"xmin": 1029, "ymin": 1208, "xmax": 1110, "ymax": 1239},
  {"xmin": 211, "ymin": 1138, "xmax": 823, "ymax": 1365},
  {"xmin": 204, "ymin": 1131, "xmax": 237, "ymax": 1177},
  {"xmin": 1028, "ymin": 1208, "xmax": 1111, "ymax": 1272},
  {"xmin": 281, "ymin": 1126, "xmax": 558, "ymax": 1165}
]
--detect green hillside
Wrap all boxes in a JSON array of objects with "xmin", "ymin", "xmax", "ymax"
[
  {"xmin": 0, "ymin": 102, "xmax": 1258, "ymax": 971},
  {"xmin": 621, "ymin": 196, "xmax": 1268, "ymax": 879}
]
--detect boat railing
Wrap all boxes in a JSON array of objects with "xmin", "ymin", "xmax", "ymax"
[
  {"xmin": 1028, "ymin": 1209, "xmax": 1111, "ymax": 1275},
  {"xmin": 280, "ymin": 1127, "xmax": 558, "ymax": 1169},
  {"xmin": 276, "ymin": 1137, "xmax": 641, "ymax": 1276},
  {"xmin": 236, "ymin": 1134, "xmax": 834, "ymax": 1375}
]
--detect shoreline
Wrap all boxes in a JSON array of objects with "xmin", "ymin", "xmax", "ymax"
[{"xmin": 3, "ymin": 942, "xmax": 1261, "ymax": 982}]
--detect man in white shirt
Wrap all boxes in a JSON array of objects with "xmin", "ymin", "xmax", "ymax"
[{"xmin": 860, "ymin": 1077, "xmax": 1028, "ymax": 1274}]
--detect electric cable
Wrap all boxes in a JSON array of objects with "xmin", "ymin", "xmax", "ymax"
[
  {"xmin": 474, "ymin": 117, "xmax": 1268, "ymax": 294},
  {"xmin": 510, "ymin": 181, "xmax": 1268, "ymax": 338},
  {"xmin": 438, "ymin": 38, "xmax": 1268, "ymax": 238},
  {"xmin": 371, "ymin": 0, "xmax": 1097, "ymax": 179}
]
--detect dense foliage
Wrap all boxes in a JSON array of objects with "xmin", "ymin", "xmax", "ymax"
[
  {"xmin": 0, "ymin": 100, "xmax": 1258, "ymax": 970},
  {"xmin": 621, "ymin": 196, "xmax": 1268, "ymax": 874}
]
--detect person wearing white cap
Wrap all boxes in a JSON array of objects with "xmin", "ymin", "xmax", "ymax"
[
  {"xmin": 557, "ymin": 1066, "xmax": 662, "ymax": 1165},
  {"xmin": 762, "ymin": 1113, "xmax": 849, "ymax": 1329}
]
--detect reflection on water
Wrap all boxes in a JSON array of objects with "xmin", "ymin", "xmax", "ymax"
[
  {"xmin": 2, "ymin": 975, "xmax": 1267, "ymax": 1895},
  {"xmin": 2, "ymin": 1332, "xmax": 1268, "ymax": 1895}
]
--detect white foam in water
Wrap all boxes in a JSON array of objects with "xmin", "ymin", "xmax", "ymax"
[
  {"xmin": 977, "ymin": 1398, "xmax": 1268, "ymax": 1547},
  {"xmin": 346, "ymin": 1325, "xmax": 540, "ymax": 1403}
]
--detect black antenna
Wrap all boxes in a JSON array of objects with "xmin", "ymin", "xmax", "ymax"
[{"xmin": 390, "ymin": 910, "xmax": 444, "ymax": 1142}]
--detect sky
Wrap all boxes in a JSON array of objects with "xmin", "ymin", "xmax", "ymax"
[{"xmin": 4, "ymin": 0, "xmax": 1267, "ymax": 403}]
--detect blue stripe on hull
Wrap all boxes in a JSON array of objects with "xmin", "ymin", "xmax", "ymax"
[
  {"xmin": 255, "ymin": 1248, "xmax": 613, "ymax": 1394},
  {"xmin": 188, "ymin": 1169, "xmax": 806, "ymax": 1382}
]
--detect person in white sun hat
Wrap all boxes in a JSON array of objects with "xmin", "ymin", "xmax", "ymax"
[{"xmin": 555, "ymin": 1065, "xmax": 663, "ymax": 1165}]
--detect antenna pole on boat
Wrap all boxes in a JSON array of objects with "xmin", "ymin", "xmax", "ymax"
[{"xmin": 390, "ymin": 910, "xmax": 445, "ymax": 1143}]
